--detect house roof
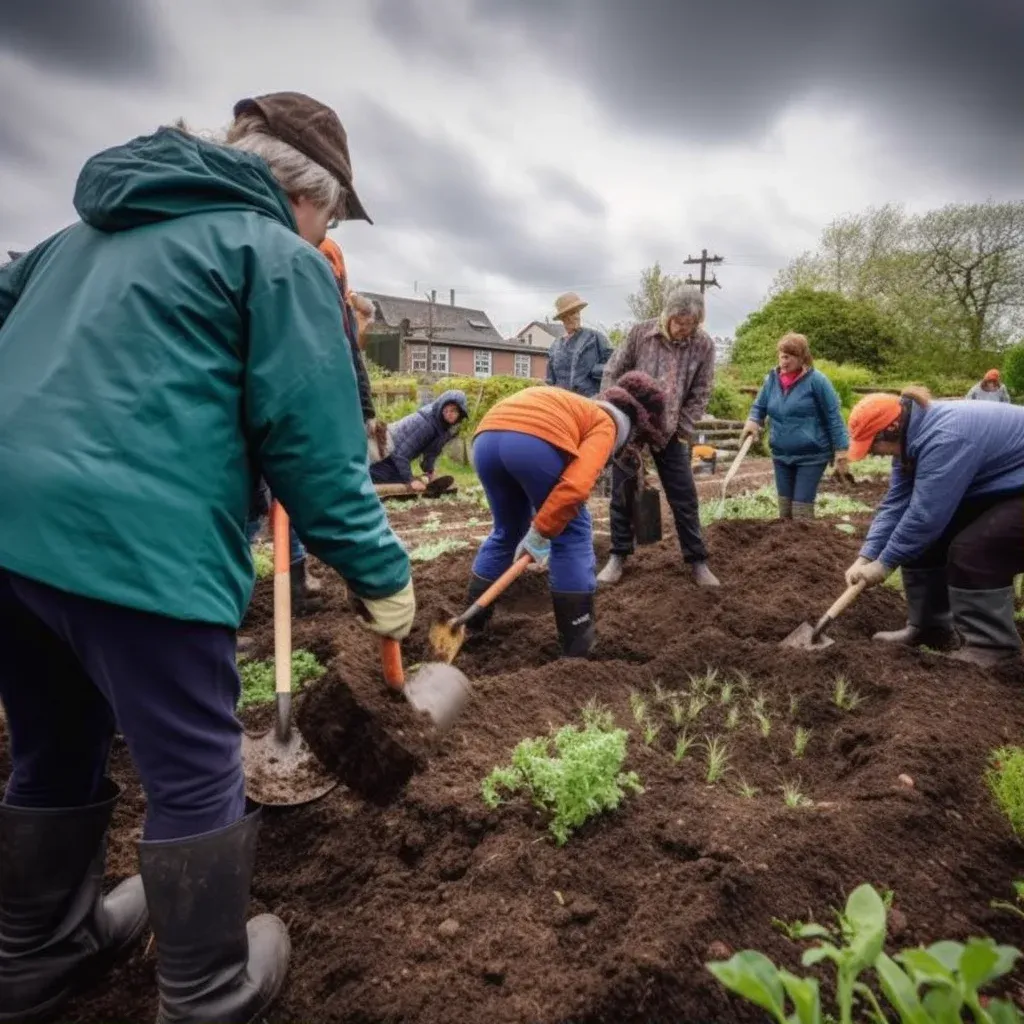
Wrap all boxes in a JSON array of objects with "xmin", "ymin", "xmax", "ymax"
[
  {"xmin": 517, "ymin": 320, "xmax": 566, "ymax": 341},
  {"xmin": 362, "ymin": 292, "xmax": 507, "ymax": 347}
]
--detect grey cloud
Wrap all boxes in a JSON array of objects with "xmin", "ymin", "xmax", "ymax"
[
  {"xmin": 1, "ymin": 0, "xmax": 169, "ymax": 81},
  {"xmin": 346, "ymin": 97, "xmax": 614, "ymax": 288},
  {"xmin": 532, "ymin": 167, "xmax": 607, "ymax": 219}
]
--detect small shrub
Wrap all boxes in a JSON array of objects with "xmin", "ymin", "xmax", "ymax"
[
  {"xmin": 987, "ymin": 746, "xmax": 1024, "ymax": 840},
  {"xmin": 1003, "ymin": 344, "xmax": 1024, "ymax": 397},
  {"xmin": 480, "ymin": 711, "xmax": 643, "ymax": 845}
]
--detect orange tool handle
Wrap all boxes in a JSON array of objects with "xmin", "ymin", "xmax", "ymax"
[
  {"xmin": 272, "ymin": 501, "xmax": 291, "ymax": 574},
  {"xmin": 462, "ymin": 555, "xmax": 533, "ymax": 617},
  {"xmin": 380, "ymin": 638, "xmax": 405, "ymax": 691}
]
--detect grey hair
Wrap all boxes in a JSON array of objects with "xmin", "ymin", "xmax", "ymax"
[
  {"xmin": 662, "ymin": 285, "xmax": 705, "ymax": 322},
  {"xmin": 224, "ymin": 113, "xmax": 345, "ymax": 218}
]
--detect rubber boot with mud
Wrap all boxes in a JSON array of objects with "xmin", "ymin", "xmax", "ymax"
[
  {"xmin": 872, "ymin": 567, "xmax": 957, "ymax": 650},
  {"xmin": 596, "ymin": 554, "xmax": 625, "ymax": 586},
  {"xmin": 302, "ymin": 559, "xmax": 322, "ymax": 594},
  {"xmin": 691, "ymin": 561, "xmax": 720, "ymax": 587},
  {"xmin": 139, "ymin": 807, "xmax": 290, "ymax": 1024},
  {"xmin": 791, "ymin": 501, "xmax": 815, "ymax": 520},
  {"xmin": 552, "ymin": 591, "xmax": 596, "ymax": 657},
  {"xmin": 946, "ymin": 586, "xmax": 1022, "ymax": 668},
  {"xmin": 463, "ymin": 573, "xmax": 496, "ymax": 633},
  {"xmin": 777, "ymin": 497, "xmax": 793, "ymax": 519},
  {"xmin": 0, "ymin": 778, "xmax": 149, "ymax": 1023},
  {"xmin": 236, "ymin": 634, "xmax": 256, "ymax": 658},
  {"xmin": 290, "ymin": 557, "xmax": 323, "ymax": 617}
]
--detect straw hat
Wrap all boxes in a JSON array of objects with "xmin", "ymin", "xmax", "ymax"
[{"xmin": 553, "ymin": 292, "xmax": 587, "ymax": 321}]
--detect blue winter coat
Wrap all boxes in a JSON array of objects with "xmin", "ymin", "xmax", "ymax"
[
  {"xmin": 750, "ymin": 369, "xmax": 849, "ymax": 466},
  {"xmin": 546, "ymin": 328, "xmax": 613, "ymax": 398},
  {"xmin": 861, "ymin": 399, "xmax": 1024, "ymax": 568},
  {"xmin": 383, "ymin": 389, "xmax": 469, "ymax": 482}
]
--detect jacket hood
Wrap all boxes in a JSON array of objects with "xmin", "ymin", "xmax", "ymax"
[
  {"xmin": 74, "ymin": 127, "xmax": 297, "ymax": 233},
  {"xmin": 431, "ymin": 389, "xmax": 469, "ymax": 424}
]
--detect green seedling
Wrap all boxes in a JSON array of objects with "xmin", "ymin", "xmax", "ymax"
[
  {"xmin": 751, "ymin": 693, "xmax": 769, "ymax": 717},
  {"xmin": 652, "ymin": 680, "xmax": 668, "ymax": 703},
  {"xmin": 736, "ymin": 779, "xmax": 759, "ymax": 799},
  {"xmin": 643, "ymin": 722, "xmax": 661, "ymax": 747},
  {"xmin": 668, "ymin": 698, "xmax": 686, "ymax": 728},
  {"xmin": 238, "ymin": 650, "xmax": 326, "ymax": 709},
  {"xmin": 580, "ymin": 699, "xmax": 615, "ymax": 732},
  {"xmin": 687, "ymin": 694, "xmax": 709, "ymax": 721},
  {"xmin": 708, "ymin": 883, "xmax": 1024, "ymax": 1024},
  {"xmin": 674, "ymin": 731, "xmax": 695, "ymax": 763},
  {"xmin": 781, "ymin": 781, "xmax": 812, "ymax": 808},
  {"xmin": 789, "ymin": 694, "xmax": 800, "ymax": 718},
  {"xmin": 772, "ymin": 916, "xmax": 814, "ymax": 941},
  {"xmin": 792, "ymin": 726, "xmax": 812, "ymax": 758},
  {"xmin": 629, "ymin": 691, "xmax": 648, "ymax": 726},
  {"xmin": 991, "ymin": 880, "xmax": 1024, "ymax": 921},
  {"xmin": 719, "ymin": 681, "xmax": 735, "ymax": 705},
  {"xmin": 726, "ymin": 706, "xmax": 741, "ymax": 731},
  {"xmin": 409, "ymin": 538, "xmax": 470, "ymax": 562},
  {"xmin": 688, "ymin": 667, "xmax": 719, "ymax": 695},
  {"xmin": 481, "ymin": 712, "xmax": 644, "ymax": 846},
  {"xmin": 833, "ymin": 676, "xmax": 864, "ymax": 712},
  {"xmin": 733, "ymin": 670, "xmax": 753, "ymax": 693},
  {"xmin": 704, "ymin": 736, "xmax": 730, "ymax": 784},
  {"xmin": 754, "ymin": 712, "xmax": 773, "ymax": 739},
  {"xmin": 987, "ymin": 746, "xmax": 1024, "ymax": 840}
]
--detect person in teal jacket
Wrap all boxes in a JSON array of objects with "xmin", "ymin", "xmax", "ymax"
[
  {"xmin": 0, "ymin": 93, "xmax": 413, "ymax": 1024},
  {"xmin": 741, "ymin": 333, "xmax": 850, "ymax": 519}
]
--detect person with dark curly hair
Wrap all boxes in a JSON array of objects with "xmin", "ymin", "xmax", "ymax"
[{"xmin": 464, "ymin": 372, "xmax": 667, "ymax": 656}]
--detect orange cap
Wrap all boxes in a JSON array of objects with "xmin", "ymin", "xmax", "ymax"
[
  {"xmin": 847, "ymin": 393, "xmax": 902, "ymax": 461},
  {"xmin": 984, "ymin": 369, "xmax": 1000, "ymax": 382}
]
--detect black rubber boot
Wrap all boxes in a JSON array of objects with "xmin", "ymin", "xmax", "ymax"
[
  {"xmin": 139, "ymin": 807, "xmax": 290, "ymax": 1024},
  {"xmin": 947, "ymin": 587, "xmax": 1022, "ymax": 667},
  {"xmin": 290, "ymin": 557, "xmax": 323, "ymax": 617},
  {"xmin": 777, "ymin": 497, "xmax": 793, "ymax": 519},
  {"xmin": 0, "ymin": 778, "xmax": 149, "ymax": 1023},
  {"xmin": 552, "ymin": 591, "xmax": 597, "ymax": 657},
  {"xmin": 463, "ymin": 573, "xmax": 496, "ymax": 633},
  {"xmin": 872, "ymin": 567, "xmax": 957, "ymax": 649}
]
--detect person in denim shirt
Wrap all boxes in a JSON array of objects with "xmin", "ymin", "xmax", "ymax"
[{"xmin": 545, "ymin": 292, "xmax": 613, "ymax": 398}]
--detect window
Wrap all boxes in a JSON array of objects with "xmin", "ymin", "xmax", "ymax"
[
  {"xmin": 430, "ymin": 346, "xmax": 449, "ymax": 374},
  {"xmin": 474, "ymin": 349, "xmax": 493, "ymax": 378},
  {"xmin": 409, "ymin": 346, "xmax": 427, "ymax": 373},
  {"xmin": 514, "ymin": 353, "xmax": 531, "ymax": 378},
  {"xmin": 468, "ymin": 318, "xmax": 491, "ymax": 330}
]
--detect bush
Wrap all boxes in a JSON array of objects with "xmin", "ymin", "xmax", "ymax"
[
  {"xmin": 432, "ymin": 376, "xmax": 540, "ymax": 436},
  {"xmin": 1003, "ymin": 344, "xmax": 1024, "ymax": 397},
  {"xmin": 705, "ymin": 377, "xmax": 751, "ymax": 421},
  {"xmin": 815, "ymin": 359, "xmax": 872, "ymax": 410}
]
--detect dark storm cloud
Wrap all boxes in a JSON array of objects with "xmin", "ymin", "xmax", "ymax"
[
  {"xmin": 0, "ymin": 0, "xmax": 168, "ymax": 81},
  {"xmin": 532, "ymin": 168, "xmax": 607, "ymax": 219},
  {"xmin": 346, "ymin": 98, "xmax": 614, "ymax": 288}
]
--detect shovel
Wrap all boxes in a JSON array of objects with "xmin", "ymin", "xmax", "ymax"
[
  {"xmin": 428, "ymin": 553, "xmax": 533, "ymax": 664},
  {"xmin": 713, "ymin": 433, "xmax": 755, "ymax": 518},
  {"xmin": 780, "ymin": 579, "xmax": 867, "ymax": 650},
  {"xmin": 380, "ymin": 637, "xmax": 471, "ymax": 730},
  {"xmin": 241, "ymin": 502, "xmax": 338, "ymax": 806}
]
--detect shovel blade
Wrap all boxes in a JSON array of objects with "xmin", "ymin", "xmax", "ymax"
[
  {"xmin": 405, "ymin": 662, "xmax": 471, "ymax": 730},
  {"xmin": 241, "ymin": 727, "xmax": 338, "ymax": 807},
  {"xmin": 780, "ymin": 621, "xmax": 835, "ymax": 651}
]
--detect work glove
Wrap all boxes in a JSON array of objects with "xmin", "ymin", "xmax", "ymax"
[
  {"xmin": 349, "ymin": 579, "xmax": 416, "ymax": 640},
  {"xmin": 846, "ymin": 558, "xmax": 892, "ymax": 590},
  {"xmin": 740, "ymin": 419, "xmax": 761, "ymax": 442},
  {"xmin": 514, "ymin": 525, "xmax": 551, "ymax": 568},
  {"xmin": 833, "ymin": 452, "xmax": 853, "ymax": 482}
]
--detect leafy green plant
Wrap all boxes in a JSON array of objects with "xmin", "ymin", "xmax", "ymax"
[
  {"xmin": 673, "ymin": 730, "xmax": 695, "ymax": 762},
  {"xmin": 781, "ymin": 781, "xmax": 812, "ymax": 809},
  {"xmin": 237, "ymin": 650, "xmax": 326, "ymax": 708},
  {"xmin": 480, "ymin": 712, "xmax": 643, "ymax": 845},
  {"xmin": 792, "ymin": 726, "xmax": 812, "ymax": 758},
  {"xmin": 704, "ymin": 736, "xmax": 730, "ymax": 784},
  {"xmin": 408, "ymin": 538, "xmax": 470, "ymax": 562},
  {"xmin": 726, "ymin": 706, "xmax": 742, "ymax": 731},
  {"xmin": 251, "ymin": 544, "xmax": 273, "ymax": 580},
  {"xmin": 755, "ymin": 711, "xmax": 773, "ymax": 739},
  {"xmin": 687, "ymin": 694, "xmax": 709, "ymax": 721},
  {"xmin": 719, "ymin": 681, "xmax": 735, "ymax": 705},
  {"xmin": 700, "ymin": 486, "xmax": 870, "ymax": 526},
  {"xmin": 737, "ymin": 779, "xmax": 759, "ymax": 799},
  {"xmin": 833, "ymin": 676, "xmax": 865, "ymax": 712},
  {"xmin": 987, "ymin": 746, "xmax": 1024, "ymax": 839},
  {"xmin": 991, "ymin": 880, "xmax": 1024, "ymax": 921},
  {"xmin": 707, "ymin": 883, "xmax": 1024, "ymax": 1024},
  {"xmin": 642, "ymin": 722, "xmax": 660, "ymax": 747},
  {"xmin": 668, "ymin": 697, "xmax": 686, "ymax": 728},
  {"xmin": 629, "ymin": 691, "xmax": 648, "ymax": 726}
]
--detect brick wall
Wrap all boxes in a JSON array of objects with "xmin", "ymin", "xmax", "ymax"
[{"xmin": 403, "ymin": 342, "xmax": 546, "ymax": 380}]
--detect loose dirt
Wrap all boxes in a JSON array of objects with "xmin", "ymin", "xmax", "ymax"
[{"xmin": 8, "ymin": 504, "xmax": 1024, "ymax": 1023}]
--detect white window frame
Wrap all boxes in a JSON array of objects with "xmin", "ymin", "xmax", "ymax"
[
  {"xmin": 514, "ymin": 352, "xmax": 531, "ymax": 378},
  {"xmin": 409, "ymin": 345, "xmax": 428, "ymax": 373},
  {"xmin": 474, "ymin": 349, "xmax": 493, "ymax": 379},
  {"xmin": 430, "ymin": 346, "xmax": 450, "ymax": 375}
]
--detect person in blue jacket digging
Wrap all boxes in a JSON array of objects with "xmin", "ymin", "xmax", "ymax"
[
  {"xmin": 370, "ymin": 389, "xmax": 469, "ymax": 490},
  {"xmin": 741, "ymin": 332, "xmax": 850, "ymax": 519},
  {"xmin": 844, "ymin": 387, "xmax": 1024, "ymax": 667}
]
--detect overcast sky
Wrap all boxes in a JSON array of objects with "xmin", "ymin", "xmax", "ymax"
[{"xmin": 2, "ymin": 0, "xmax": 1021, "ymax": 338}]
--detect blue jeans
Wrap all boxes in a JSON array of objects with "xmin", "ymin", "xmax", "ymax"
[
  {"xmin": 0, "ymin": 569, "xmax": 245, "ymax": 841},
  {"xmin": 773, "ymin": 460, "xmax": 828, "ymax": 504},
  {"xmin": 471, "ymin": 430, "xmax": 596, "ymax": 593}
]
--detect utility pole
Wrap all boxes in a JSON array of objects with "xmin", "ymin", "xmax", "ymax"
[
  {"xmin": 683, "ymin": 248, "xmax": 724, "ymax": 293},
  {"xmin": 426, "ymin": 289, "xmax": 435, "ymax": 378}
]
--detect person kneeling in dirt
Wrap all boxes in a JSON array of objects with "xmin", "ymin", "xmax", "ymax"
[
  {"xmin": 466, "ymin": 372, "xmax": 668, "ymax": 656},
  {"xmin": 596, "ymin": 285, "xmax": 720, "ymax": 588},
  {"xmin": 0, "ymin": 92, "xmax": 414, "ymax": 1024},
  {"xmin": 370, "ymin": 389, "xmax": 469, "ymax": 491},
  {"xmin": 844, "ymin": 387, "xmax": 1024, "ymax": 666}
]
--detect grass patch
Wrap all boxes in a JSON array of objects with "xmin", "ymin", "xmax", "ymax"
[
  {"xmin": 251, "ymin": 544, "xmax": 273, "ymax": 580},
  {"xmin": 237, "ymin": 650, "xmax": 326, "ymax": 708},
  {"xmin": 987, "ymin": 746, "xmax": 1024, "ymax": 839},
  {"xmin": 700, "ymin": 486, "xmax": 871, "ymax": 525},
  {"xmin": 408, "ymin": 538, "xmax": 471, "ymax": 562}
]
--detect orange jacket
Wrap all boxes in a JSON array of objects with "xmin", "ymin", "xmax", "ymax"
[{"xmin": 476, "ymin": 387, "xmax": 617, "ymax": 537}]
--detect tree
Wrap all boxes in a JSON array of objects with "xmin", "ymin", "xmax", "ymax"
[
  {"xmin": 626, "ymin": 262, "xmax": 683, "ymax": 321},
  {"xmin": 1001, "ymin": 343, "xmax": 1024, "ymax": 396},
  {"xmin": 730, "ymin": 288, "xmax": 899, "ymax": 376}
]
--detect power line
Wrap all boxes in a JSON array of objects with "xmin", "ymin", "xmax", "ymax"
[{"xmin": 683, "ymin": 249, "xmax": 724, "ymax": 294}]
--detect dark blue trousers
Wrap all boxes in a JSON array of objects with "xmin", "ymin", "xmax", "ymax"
[
  {"xmin": 369, "ymin": 457, "xmax": 405, "ymax": 484},
  {"xmin": 471, "ymin": 430, "xmax": 596, "ymax": 593},
  {"xmin": 773, "ymin": 459, "xmax": 828, "ymax": 504},
  {"xmin": 0, "ymin": 569, "xmax": 245, "ymax": 841}
]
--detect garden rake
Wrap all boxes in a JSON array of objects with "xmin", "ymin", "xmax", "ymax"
[{"xmin": 241, "ymin": 501, "xmax": 338, "ymax": 806}]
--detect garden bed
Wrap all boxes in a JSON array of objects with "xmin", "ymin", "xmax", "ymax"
[{"xmin": 12, "ymin": 496, "xmax": 1024, "ymax": 1023}]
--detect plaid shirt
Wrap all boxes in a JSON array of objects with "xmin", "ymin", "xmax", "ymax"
[{"xmin": 601, "ymin": 319, "xmax": 716, "ymax": 441}]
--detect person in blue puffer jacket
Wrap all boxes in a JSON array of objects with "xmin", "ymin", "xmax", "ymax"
[
  {"xmin": 370, "ymin": 389, "xmax": 469, "ymax": 488},
  {"xmin": 741, "ymin": 333, "xmax": 849, "ymax": 519}
]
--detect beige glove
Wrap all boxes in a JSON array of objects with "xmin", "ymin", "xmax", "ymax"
[
  {"xmin": 844, "ymin": 556, "xmax": 872, "ymax": 588},
  {"xmin": 834, "ymin": 452, "xmax": 851, "ymax": 476},
  {"xmin": 741, "ymin": 419, "xmax": 761, "ymax": 442},
  {"xmin": 350, "ymin": 579, "xmax": 416, "ymax": 640}
]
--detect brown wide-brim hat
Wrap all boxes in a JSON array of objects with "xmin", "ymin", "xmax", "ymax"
[
  {"xmin": 553, "ymin": 291, "xmax": 587, "ymax": 321},
  {"xmin": 233, "ymin": 92, "xmax": 372, "ymax": 224}
]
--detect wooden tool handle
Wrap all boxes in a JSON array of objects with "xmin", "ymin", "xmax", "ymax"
[
  {"xmin": 272, "ymin": 501, "xmax": 292, "ymax": 697},
  {"xmin": 380, "ymin": 638, "xmax": 405, "ymax": 690},
  {"xmin": 823, "ymin": 579, "xmax": 867, "ymax": 620},
  {"xmin": 454, "ymin": 554, "xmax": 532, "ymax": 625},
  {"xmin": 722, "ymin": 434, "xmax": 754, "ymax": 489}
]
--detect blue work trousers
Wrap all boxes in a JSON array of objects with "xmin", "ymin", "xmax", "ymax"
[
  {"xmin": 773, "ymin": 460, "xmax": 828, "ymax": 504},
  {"xmin": 471, "ymin": 430, "xmax": 596, "ymax": 593},
  {"xmin": 0, "ymin": 569, "xmax": 245, "ymax": 842}
]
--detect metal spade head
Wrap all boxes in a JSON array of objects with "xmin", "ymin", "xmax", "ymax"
[
  {"xmin": 403, "ymin": 662, "xmax": 471, "ymax": 730},
  {"xmin": 779, "ymin": 621, "xmax": 836, "ymax": 651},
  {"xmin": 241, "ymin": 717, "xmax": 338, "ymax": 807}
]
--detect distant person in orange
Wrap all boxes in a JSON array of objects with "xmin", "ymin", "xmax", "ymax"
[
  {"xmin": 465, "ymin": 373, "xmax": 667, "ymax": 655},
  {"xmin": 966, "ymin": 369, "xmax": 1011, "ymax": 404}
]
